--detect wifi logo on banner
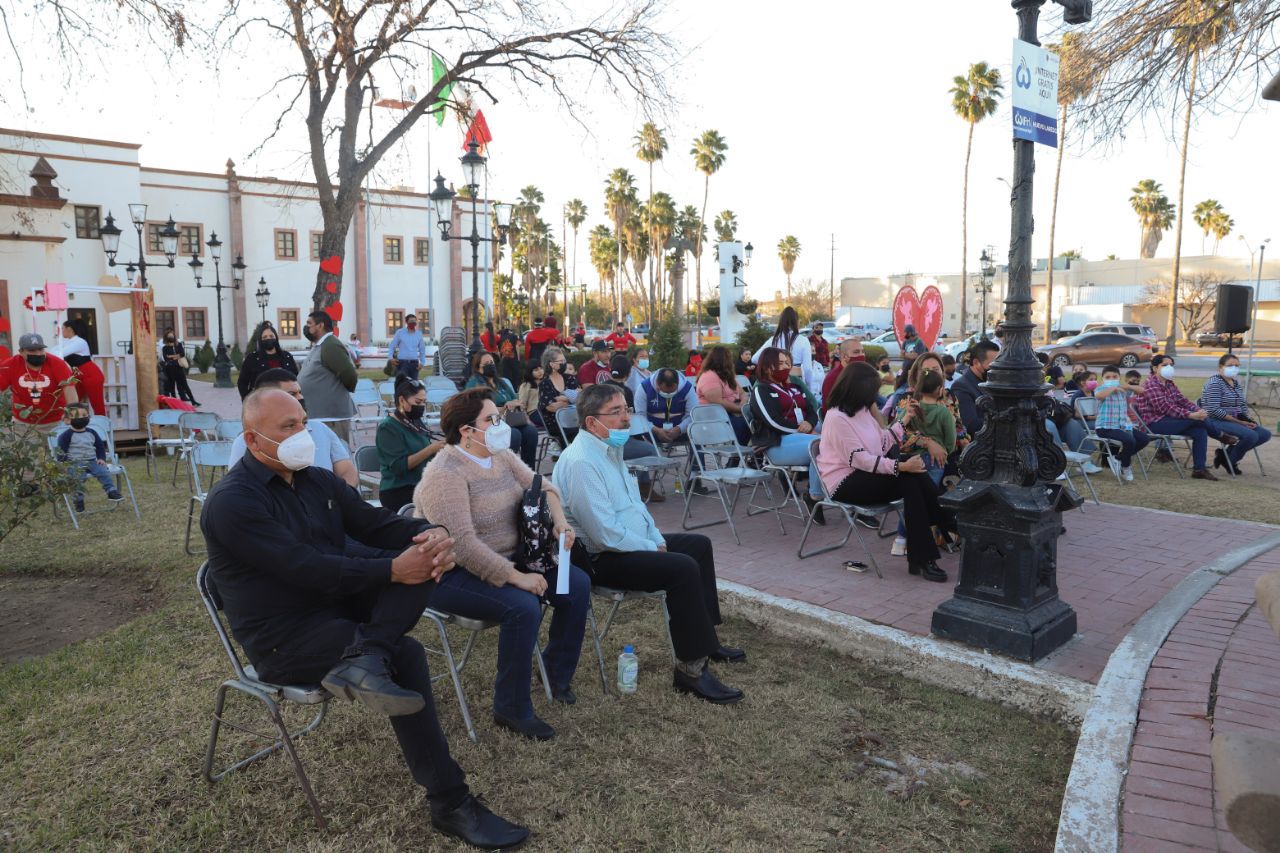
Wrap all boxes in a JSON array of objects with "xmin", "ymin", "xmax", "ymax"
[{"xmin": 1012, "ymin": 39, "xmax": 1060, "ymax": 148}]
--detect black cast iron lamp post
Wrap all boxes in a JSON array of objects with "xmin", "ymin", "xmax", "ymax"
[
  {"xmin": 429, "ymin": 141, "xmax": 513, "ymax": 376},
  {"xmin": 188, "ymin": 232, "xmax": 246, "ymax": 389},
  {"xmin": 255, "ymin": 277, "xmax": 271, "ymax": 323},
  {"xmin": 932, "ymin": 0, "xmax": 1092, "ymax": 662},
  {"xmin": 978, "ymin": 248, "xmax": 996, "ymax": 338},
  {"xmin": 98, "ymin": 205, "xmax": 179, "ymax": 355}
]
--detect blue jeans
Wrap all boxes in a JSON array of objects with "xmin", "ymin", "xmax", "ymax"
[
  {"xmin": 508, "ymin": 421, "xmax": 540, "ymax": 469},
  {"xmin": 765, "ymin": 433, "xmax": 822, "ymax": 498},
  {"xmin": 395, "ymin": 360, "xmax": 421, "ymax": 381},
  {"xmin": 1148, "ymin": 417, "xmax": 1214, "ymax": 469},
  {"xmin": 728, "ymin": 414, "xmax": 751, "ymax": 446},
  {"xmin": 429, "ymin": 563, "xmax": 590, "ymax": 720},
  {"xmin": 1210, "ymin": 419, "xmax": 1272, "ymax": 465},
  {"xmin": 74, "ymin": 460, "xmax": 116, "ymax": 496},
  {"xmin": 1095, "ymin": 428, "xmax": 1151, "ymax": 468},
  {"xmin": 1046, "ymin": 418, "xmax": 1086, "ymax": 452}
]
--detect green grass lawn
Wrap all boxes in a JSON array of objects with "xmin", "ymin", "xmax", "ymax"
[{"xmin": 0, "ymin": 458, "xmax": 1077, "ymax": 851}]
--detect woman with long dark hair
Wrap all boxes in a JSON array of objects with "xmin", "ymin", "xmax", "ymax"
[
  {"xmin": 160, "ymin": 328, "xmax": 199, "ymax": 406},
  {"xmin": 753, "ymin": 305, "xmax": 818, "ymax": 392},
  {"xmin": 237, "ymin": 321, "xmax": 298, "ymax": 399},
  {"xmin": 374, "ymin": 376, "xmax": 445, "ymax": 512},
  {"xmin": 749, "ymin": 346, "xmax": 823, "ymax": 516},
  {"xmin": 464, "ymin": 349, "xmax": 539, "ymax": 468},
  {"xmin": 696, "ymin": 345, "xmax": 749, "ymax": 444},
  {"xmin": 817, "ymin": 361, "xmax": 957, "ymax": 582}
]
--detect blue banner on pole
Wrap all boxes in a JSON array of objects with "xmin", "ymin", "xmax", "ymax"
[
  {"xmin": 1013, "ymin": 107, "xmax": 1058, "ymax": 147},
  {"xmin": 1012, "ymin": 39, "xmax": 1060, "ymax": 148}
]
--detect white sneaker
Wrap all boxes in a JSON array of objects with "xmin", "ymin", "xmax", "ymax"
[
  {"xmin": 1081, "ymin": 461, "xmax": 1103, "ymax": 474},
  {"xmin": 1122, "ymin": 467, "xmax": 1135, "ymax": 482},
  {"xmin": 890, "ymin": 537, "xmax": 908, "ymax": 557}
]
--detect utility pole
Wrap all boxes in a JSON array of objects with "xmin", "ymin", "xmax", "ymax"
[{"xmin": 830, "ymin": 233, "xmax": 836, "ymax": 321}]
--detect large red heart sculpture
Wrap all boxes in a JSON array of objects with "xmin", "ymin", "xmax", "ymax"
[
  {"xmin": 327, "ymin": 300, "xmax": 344, "ymax": 322},
  {"xmin": 891, "ymin": 285, "xmax": 944, "ymax": 350},
  {"xmin": 319, "ymin": 255, "xmax": 342, "ymax": 276}
]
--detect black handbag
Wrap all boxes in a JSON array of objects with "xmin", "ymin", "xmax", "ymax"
[{"xmin": 515, "ymin": 473, "xmax": 557, "ymax": 574}]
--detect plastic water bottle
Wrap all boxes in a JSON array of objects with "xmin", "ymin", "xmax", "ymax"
[{"xmin": 617, "ymin": 645, "xmax": 639, "ymax": 694}]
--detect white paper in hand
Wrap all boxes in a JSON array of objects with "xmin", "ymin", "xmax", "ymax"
[{"xmin": 556, "ymin": 530, "xmax": 570, "ymax": 596}]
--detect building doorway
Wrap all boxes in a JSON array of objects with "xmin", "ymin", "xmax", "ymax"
[
  {"xmin": 66, "ymin": 308, "xmax": 100, "ymax": 354},
  {"xmin": 0, "ymin": 279, "xmax": 10, "ymax": 356},
  {"xmin": 461, "ymin": 300, "xmax": 488, "ymax": 337}
]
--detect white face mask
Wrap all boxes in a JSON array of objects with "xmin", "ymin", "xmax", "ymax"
[
  {"xmin": 1159, "ymin": 365, "xmax": 1176, "ymax": 380},
  {"xmin": 1223, "ymin": 365, "xmax": 1240, "ymax": 378},
  {"xmin": 482, "ymin": 421, "xmax": 511, "ymax": 454},
  {"xmin": 254, "ymin": 428, "xmax": 315, "ymax": 471}
]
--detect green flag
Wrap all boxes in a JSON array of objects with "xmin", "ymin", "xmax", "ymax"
[{"xmin": 431, "ymin": 51, "xmax": 452, "ymax": 127}]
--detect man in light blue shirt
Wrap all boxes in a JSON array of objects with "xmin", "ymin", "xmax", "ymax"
[
  {"xmin": 227, "ymin": 368, "xmax": 357, "ymax": 488},
  {"xmin": 389, "ymin": 314, "xmax": 428, "ymax": 381},
  {"xmin": 553, "ymin": 383, "xmax": 746, "ymax": 705}
]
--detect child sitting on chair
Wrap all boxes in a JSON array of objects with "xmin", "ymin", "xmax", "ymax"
[
  {"xmin": 901, "ymin": 367, "xmax": 955, "ymax": 487},
  {"xmin": 55, "ymin": 403, "xmax": 123, "ymax": 512}
]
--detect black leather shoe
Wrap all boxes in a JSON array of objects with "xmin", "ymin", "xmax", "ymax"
[
  {"xmin": 321, "ymin": 653, "xmax": 425, "ymax": 716},
  {"xmin": 709, "ymin": 645, "xmax": 747, "ymax": 663},
  {"xmin": 908, "ymin": 561, "xmax": 948, "ymax": 583},
  {"xmin": 673, "ymin": 666, "xmax": 744, "ymax": 704},
  {"xmin": 493, "ymin": 713, "xmax": 555, "ymax": 741},
  {"xmin": 802, "ymin": 494, "xmax": 826, "ymax": 526},
  {"xmin": 431, "ymin": 795, "xmax": 530, "ymax": 850},
  {"xmin": 550, "ymin": 685, "xmax": 577, "ymax": 705}
]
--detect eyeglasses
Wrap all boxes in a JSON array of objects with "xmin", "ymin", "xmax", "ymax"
[
  {"xmin": 474, "ymin": 413, "xmax": 505, "ymax": 427},
  {"xmin": 596, "ymin": 407, "xmax": 629, "ymax": 419}
]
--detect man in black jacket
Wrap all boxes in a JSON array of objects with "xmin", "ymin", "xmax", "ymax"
[
  {"xmin": 201, "ymin": 389, "xmax": 528, "ymax": 850},
  {"xmin": 950, "ymin": 340, "xmax": 1000, "ymax": 437}
]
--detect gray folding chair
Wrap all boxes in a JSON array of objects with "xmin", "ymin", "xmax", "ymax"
[
  {"xmin": 625, "ymin": 419, "xmax": 682, "ymax": 499},
  {"xmin": 48, "ymin": 423, "xmax": 142, "ymax": 526},
  {"xmin": 216, "ymin": 419, "xmax": 244, "ymax": 441},
  {"xmin": 144, "ymin": 409, "xmax": 185, "ymax": 479},
  {"xmin": 1071, "ymin": 397, "xmax": 1125, "ymax": 482},
  {"xmin": 682, "ymin": 420, "xmax": 780, "ymax": 544},
  {"xmin": 1061, "ymin": 450, "xmax": 1100, "ymax": 506},
  {"xmin": 1129, "ymin": 410, "xmax": 1189, "ymax": 480},
  {"xmin": 796, "ymin": 442, "xmax": 899, "ymax": 578},
  {"xmin": 196, "ymin": 562, "xmax": 330, "ymax": 829},
  {"xmin": 585, "ymin": 586, "xmax": 677, "ymax": 695},
  {"xmin": 353, "ymin": 444, "xmax": 382, "ymax": 500},
  {"xmin": 175, "ymin": 411, "xmax": 223, "ymax": 489},
  {"xmin": 425, "ymin": 376, "xmax": 457, "ymax": 393},
  {"xmin": 554, "ymin": 406, "xmax": 580, "ymax": 449},
  {"xmin": 185, "ymin": 441, "xmax": 235, "ymax": 555},
  {"xmin": 351, "ymin": 384, "xmax": 383, "ymax": 415}
]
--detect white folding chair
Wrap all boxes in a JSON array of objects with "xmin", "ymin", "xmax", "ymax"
[
  {"xmin": 625, "ymin": 419, "xmax": 682, "ymax": 499},
  {"xmin": 144, "ymin": 409, "xmax": 185, "ymax": 479},
  {"xmin": 425, "ymin": 376, "xmax": 457, "ymax": 393},
  {"xmin": 48, "ymin": 423, "xmax": 142, "ymax": 526},
  {"xmin": 175, "ymin": 412, "xmax": 224, "ymax": 489},
  {"xmin": 682, "ymin": 420, "xmax": 780, "ymax": 544},
  {"xmin": 1061, "ymin": 450, "xmax": 1100, "ymax": 506},
  {"xmin": 197, "ymin": 563, "xmax": 330, "ymax": 828},
  {"xmin": 351, "ymin": 384, "xmax": 383, "ymax": 415},
  {"xmin": 796, "ymin": 441, "xmax": 900, "ymax": 577},
  {"xmin": 185, "ymin": 441, "xmax": 234, "ymax": 555},
  {"xmin": 216, "ymin": 419, "xmax": 244, "ymax": 441},
  {"xmin": 1071, "ymin": 397, "xmax": 1125, "ymax": 482}
]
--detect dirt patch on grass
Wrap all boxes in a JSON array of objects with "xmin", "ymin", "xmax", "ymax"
[{"xmin": 0, "ymin": 575, "xmax": 160, "ymax": 665}]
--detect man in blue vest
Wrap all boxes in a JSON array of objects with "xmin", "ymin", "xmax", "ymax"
[{"xmin": 635, "ymin": 367, "xmax": 694, "ymax": 444}]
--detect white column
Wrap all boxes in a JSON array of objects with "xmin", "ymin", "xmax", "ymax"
[{"xmin": 718, "ymin": 241, "xmax": 747, "ymax": 342}]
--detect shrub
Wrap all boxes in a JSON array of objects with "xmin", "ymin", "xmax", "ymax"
[
  {"xmin": 863, "ymin": 344, "xmax": 887, "ymax": 364},
  {"xmin": 0, "ymin": 391, "xmax": 79, "ymax": 545},
  {"xmin": 734, "ymin": 314, "xmax": 772, "ymax": 356},
  {"xmin": 646, "ymin": 316, "xmax": 687, "ymax": 372},
  {"xmin": 230, "ymin": 343, "xmax": 244, "ymax": 370},
  {"xmin": 193, "ymin": 341, "xmax": 215, "ymax": 373}
]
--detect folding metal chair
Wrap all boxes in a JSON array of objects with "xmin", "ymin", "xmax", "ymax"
[
  {"xmin": 351, "ymin": 384, "xmax": 383, "ymax": 415},
  {"xmin": 795, "ymin": 441, "xmax": 899, "ymax": 576},
  {"xmin": 145, "ymin": 409, "xmax": 186, "ymax": 478},
  {"xmin": 175, "ymin": 411, "xmax": 223, "ymax": 489},
  {"xmin": 1071, "ymin": 397, "xmax": 1125, "ymax": 482},
  {"xmin": 196, "ymin": 562, "xmax": 330, "ymax": 829},
  {"xmin": 377, "ymin": 379, "xmax": 397, "ymax": 406},
  {"xmin": 215, "ymin": 419, "xmax": 244, "ymax": 441},
  {"xmin": 185, "ymin": 441, "xmax": 234, "ymax": 555},
  {"xmin": 48, "ymin": 423, "xmax": 142, "ymax": 526},
  {"xmin": 682, "ymin": 420, "xmax": 780, "ymax": 544},
  {"xmin": 1061, "ymin": 450, "xmax": 1100, "ymax": 506},
  {"xmin": 425, "ymin": 376, "xmax": 457, "ymax": 393},
  {"xmin": 585, "ymin": 586, "xmax": 677, "ymax": 695},
  {"xmin": 625, "ymin": 419, "xmax": 682, "ymax": 499},
  {"xmin": 1129, "ymin": 411, "xmax": 1189, "ymax": 480},
  {"xmin": 554, "ymin": 406, "xmax": 579, "ymax": 447},
  {"xmin": 353, "ymin": 444, "xmax": 382, "ymax": 500}
]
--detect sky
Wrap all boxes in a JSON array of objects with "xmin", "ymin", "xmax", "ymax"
[{"xmin": 4, "ymin": 0, "xmax": 1278, "ymax": 301}]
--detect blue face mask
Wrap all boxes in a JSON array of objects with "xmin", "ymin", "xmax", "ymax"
[
  {"xmin": 638, "ymin": 359, "xmax": 650, "ymax": 370},
  {"xmin": 1101, "ymin": 379, "xmax": 1121, "ymax": 388},
  {"xmin": 605, "ymin": 427, "xmax": 630, "ymax": 447}
]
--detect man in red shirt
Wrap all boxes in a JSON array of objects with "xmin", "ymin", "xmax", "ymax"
[
  {"xmin": 523, "ymin": 315, "xmax": 562, "ymax": 362},
  {"xmin": 577, "ymin": 340, "xmax": 612, "ymax": 386},
  {"xmin": 0, "ymin": 332, "xmax": 78, "ymax": 428},
  {"xmin": 809, "ymin": 322, "xmax": 832, "ymax": 368},
  {"xmin": 604, "ymin": 322, "xmax": 636, "ymax": 353},
  {"xmin": 820, "ymin": 338, "xmax": 864, "ymax": 417},
  {"xmin": 480, "ymin": 322, "xmax": 499, "ymax": 354}
]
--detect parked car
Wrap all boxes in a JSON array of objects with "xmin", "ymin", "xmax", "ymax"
[
  {"xmin": 941, "ymin": 332, "xmax": 995, "ymax": 359},
  {"xmin": 1196, "ymin": 330, "xmax": 1245, "ymax": 348},
  {"xmin": 1035, "ymin": 333, "xmax": 1153, "ymax": 368},
  {"xmin": 1080, "ymin": 322, "xmax": 1158, "ymax": 345},
  {"xmin": 865, "ymin": 330, "xmax": 902, "ymax": 358}
]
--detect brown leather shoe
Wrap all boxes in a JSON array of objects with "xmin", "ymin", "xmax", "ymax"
[
  {"xmin": 1191, "ymin": 468, "xmax": 1219, "ymax": 481},
  {"xmin": 639, "ymin": 482, "xmax": 666, "ymax": 503}
]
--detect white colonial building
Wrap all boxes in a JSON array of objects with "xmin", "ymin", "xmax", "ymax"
[{"xmin": 0, "ymin": 127, "xmax": 499, "ymax": 357}]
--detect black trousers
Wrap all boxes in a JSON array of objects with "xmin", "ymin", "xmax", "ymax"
[
  {"xmin": 832, "ymin": 470, "xmax": 954, "ymax": 565},
  {"xmin": 254, "ymin": 580, "xmax": 469, "ymax": 815},
  {"xmin": 588, "ymin": 532, "xmax": 721, "ymax": 662},
  {"xmin": 378, "ymin": 484, "xmax": 417, "ymax": 515},
  {"xmin": 162, "ymin": 362, "xmax": 197, "ymax": 403}
]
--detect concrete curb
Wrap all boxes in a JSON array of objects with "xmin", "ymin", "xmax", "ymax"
[
  {"xmin": 1053, "ymin": 531, "xmax": 1280, "ymax": 853},
  {"xmin": 717, "ymin": 581, "xmax": 1095, "ymax": 726}
]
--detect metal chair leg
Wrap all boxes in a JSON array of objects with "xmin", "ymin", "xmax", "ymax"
[
  {"xmin": 268, "ymin": 700, "xmax": 328, "ymax": 829},
  {"xmin": 658, "ymin": 595, "xmax": 678, "ymax": 665},
  {"xmin": 423, "ymin": 614, "xmax": 478, "ymax": 742},
  {"xmin": 587, "ymin": 606, "xmax": 610, "ymax": 695},
  {"xmin": 185, "ymin": 496, "xmax": 202, "ymax": 556},
  {"xmin": 797, "ymin": 504, "xmax": 855, "ymax": 560}
]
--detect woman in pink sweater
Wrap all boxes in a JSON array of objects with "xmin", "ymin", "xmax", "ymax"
[
  {"xmin": 817, "ymin": 362, "xmax": 956, "ymax": 582},
  {"xmin": 416, "ymin": 388, "xmax": 589, "ymax": 741}
]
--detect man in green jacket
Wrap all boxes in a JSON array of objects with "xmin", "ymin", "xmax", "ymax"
[{"xmin": 298, "ymin": 310, "xmax": 358, "ymax": 442}]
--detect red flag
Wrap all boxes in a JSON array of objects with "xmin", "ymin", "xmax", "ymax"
[{"xmin": 462, "ymin": 109, "xmax": 493, "ymax": 154}]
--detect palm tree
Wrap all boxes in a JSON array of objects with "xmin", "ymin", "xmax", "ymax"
[
  {"xmin": 1130, "ymin": 179, "xmax": 1177, "ymax": 259},
  {"xmin": 1210, "ymin": 209, "xmax": 1234, "ymax": 254},
  {"xmin": 1044, "ymin": 33, "xmax": 1095, "ymax": 343},
  {"xmin": 623, "ymin": 210, "xmax": 650, "ymax": 312},
  {"xmin": 564, "ymin": 198, "xmax": 587, "ymax": 305},
  {"xmin": 1165, "ymin": 0, "xmax": 1237, "ymax": 353},
  {"xmin": 691, "ymin": 129, "xmax": 728, "ymax": 341},
  {"xmin": 950, "ymin": 61, "xmax": 1003, "ymax": 336},
  {"xmin": 777, "ymin": 235, "xmax": 801, "ymax": 298},
  {"xmin": 604, "ymin": 168, "xmax": 637, "ymax": 322},
  {"xmin": 644, "ymin": 191, "xmax": 677, "ymax": 321},
  {"xmin": 714, "ymin": 210, "xmax": 737, "ymax": 243},
  {"xmin": 1192, "ymin": 199, "xmax": 1222, "ymax": 254},
  {"xmin": 676, "ymin": 204, "xmax": 705, "ymax": 327},
  {"xmin": 634, "ymin": 122, "xmax": 668, "ymax": 311},
  {"xmin": 589, "ymin": 224, "xmax": 618, "ymax": 305}
]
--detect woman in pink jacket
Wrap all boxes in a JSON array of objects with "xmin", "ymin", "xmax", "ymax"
[{"xmin": 817, "ymin": 361, "xmax": 956, "ymax": 582}]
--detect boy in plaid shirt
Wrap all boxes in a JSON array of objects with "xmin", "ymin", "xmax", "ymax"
[{"xmin": 1093, "ymin": 365, "xmax": 1151, "ymax": 482}]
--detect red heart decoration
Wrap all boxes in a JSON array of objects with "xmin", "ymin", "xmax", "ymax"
[
  {"xmin": 891, "ymin": 285, "xmax": 944, "ymax": 351},
  {"xmin": 319, "ymin": 255, "xmax": 342, "ymax": 275},
  {"xmin": 324, "ymin": 282, "xmax": 338, "ymax": 294},
  {"xmin": 327, "ymin": 301, "xmax": 343, "ymax": 322}
]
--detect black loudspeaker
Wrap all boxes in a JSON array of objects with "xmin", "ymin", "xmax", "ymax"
[{"xmin": 1215, "ymin": 284, "xmax": 1252, "ymax": 334}]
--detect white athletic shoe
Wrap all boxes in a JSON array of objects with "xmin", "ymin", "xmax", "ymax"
[
  {"xmin": 1082, "ymin": 461, "xmax": 1103, "ymax": 474},
  {"xmin": 1122, "ymin": 467, "xmax": 1135, "ymax": 482},
  {"xmin": 890, "ymin": 537, "xmax": 907, "ymax": 557}
]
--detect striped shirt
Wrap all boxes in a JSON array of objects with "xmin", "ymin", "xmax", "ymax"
[
  {"xmin": 552, "ymin": 428, "xmax": 664, "ymax": 555},
  {"xmin": 1198, "ymin": 375, "xmax": 1248, "ymax": 420},
  {"xmin": 1094, "ymin": 386, "xmax": 1135, "ymax": 431}
]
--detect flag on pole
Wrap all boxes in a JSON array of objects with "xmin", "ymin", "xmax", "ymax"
[
  {"xmin": 430, "ymin": 51, "xmax": 452, "ymax": 127},
  {"xmin": 462, "ymin": 109, "xmax": 493, "ymax": 154}
]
